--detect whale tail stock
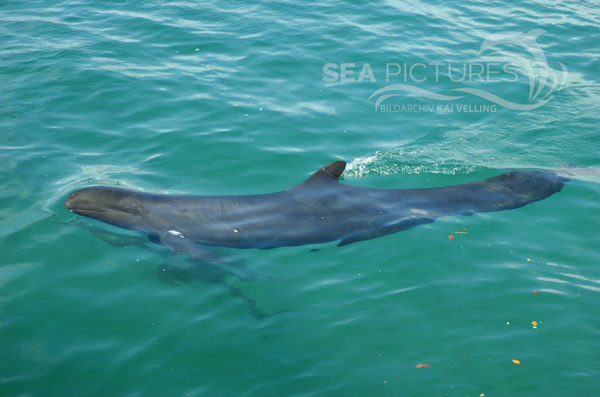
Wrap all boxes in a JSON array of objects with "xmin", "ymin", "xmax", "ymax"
[{"xmin": 427, "ymin": 169, "xmax": 568, "ymax": 217}]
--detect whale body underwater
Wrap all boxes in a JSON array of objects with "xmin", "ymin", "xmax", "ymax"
[{"xmin": 64, "ymin": 161, "xmax": 568, "ymax": 263}]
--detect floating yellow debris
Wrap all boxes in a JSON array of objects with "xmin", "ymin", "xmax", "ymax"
[
  {"xmin": 233, "ymin": 229, "xmax": 238, "ymax": 233},
  {"xmin": 531, "ymin": 321, "xmax": 538, "ymax": 329},
  {"xmin": 512, "ymin": 359, "xmax": 521, "ymax": 365}
]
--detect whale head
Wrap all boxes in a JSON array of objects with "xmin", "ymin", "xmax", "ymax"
[{"xmin": 65, "ymin": 187, "xmax": 148, "ymax": 230}]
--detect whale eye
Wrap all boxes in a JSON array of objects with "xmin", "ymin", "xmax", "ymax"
[
  {"xmin": 113, "ymin": 202, "xmax": 141, "ymax": 215},
  {"xmin": 124, "ymin": 205, "xmax": 141, "ymax": 215}
]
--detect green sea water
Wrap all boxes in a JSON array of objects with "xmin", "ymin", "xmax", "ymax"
[{"xmin": 1, "ymin": 1, "xmax": 599, "ymax": 396}]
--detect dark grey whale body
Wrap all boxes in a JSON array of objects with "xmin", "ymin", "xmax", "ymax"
[{"xmin": 64, "ymin": 161, "xmax": 567, "ymax": 263}]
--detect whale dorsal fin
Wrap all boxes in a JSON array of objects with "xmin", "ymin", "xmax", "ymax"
[{"xmin": 300, "ymin": 160, "xmax": 346, "ymax": 186}]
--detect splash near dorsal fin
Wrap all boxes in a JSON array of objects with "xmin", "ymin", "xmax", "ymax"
[{"xmin": 301, "ymin": 160, "xmax": 346, "ymax": 186}]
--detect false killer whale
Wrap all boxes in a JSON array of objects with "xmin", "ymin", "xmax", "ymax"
[{"xmin": 64, "ymin": 160, "xmax": 567, "ymax": 263}]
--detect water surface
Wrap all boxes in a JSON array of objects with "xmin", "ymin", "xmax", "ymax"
[{"xmin": 1, "ymin": 1, "xmax": 599, "ymax": 396}]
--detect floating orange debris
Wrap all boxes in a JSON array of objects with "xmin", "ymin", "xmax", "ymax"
[
  {"xmin": 512, "ymin": 359, "xmax": 521, "ymax": 365},
  {"xmin": 531, "ymin": 321, "xmax": 538, "ymax": 329},
  {"xmin": 448, "ymin": 235, "xmax": 455, "ymax": 240},
  {"xmin": 533, "ymin": 290, "xmax": 540, "ymax": 295},
  {"xmin": 415, "ymin": 363, "xmax": 430, "ymax": 368}
]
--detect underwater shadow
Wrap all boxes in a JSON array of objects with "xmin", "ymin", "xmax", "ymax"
[{"xmin": 60, "ymin": 218, "xmax": 283, "ymax": 319}]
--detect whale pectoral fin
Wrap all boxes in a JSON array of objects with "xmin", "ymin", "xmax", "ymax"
[
  {"xmin": 159, "ymin": 232, "xmax": 225, "ymax": 264},
  {"xmin": 337, "ymin": 217, "xmax": 435, "ymax": 246}
]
